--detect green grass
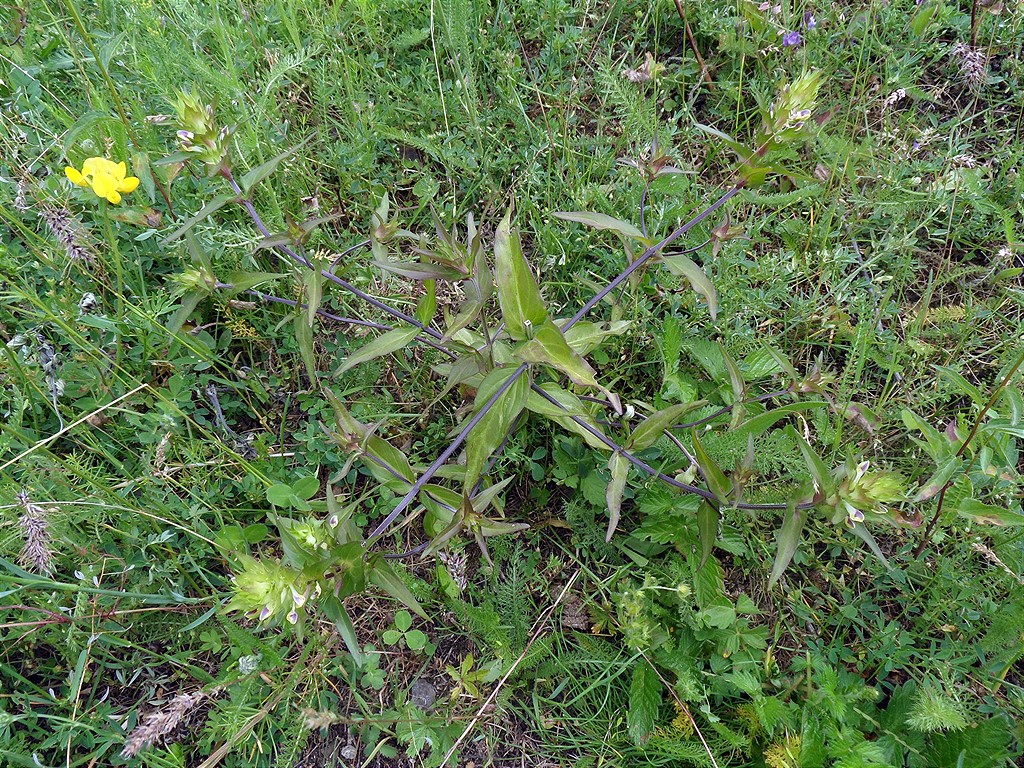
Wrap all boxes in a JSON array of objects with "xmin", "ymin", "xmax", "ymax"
[{"xmin": 2, "ymin": 0, "xmax": 1024, "ymax": 766}]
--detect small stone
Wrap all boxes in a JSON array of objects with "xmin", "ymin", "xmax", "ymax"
[
  {"xmin": 410, "ymin": 679, "xmax": 436, "ymax": 710},
  {"xmin": 340, "ymin": 744, "xmax": 357, "ymax": 761}
]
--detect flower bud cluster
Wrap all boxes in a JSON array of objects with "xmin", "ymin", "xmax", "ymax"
[
  {"xmin": 827, "ymin": 459, "xmax": 906, "ymax": 528},
  {"xmin": 757, "ymin": 70, "xmax": 824, "ymax": 149},
  {"xmin": 228, "ymin": 555, "xmax": 321, "ymax": 626},
  {"xmin": 171, "ymin": 92, "xmax": 233, "ymax": 175}
]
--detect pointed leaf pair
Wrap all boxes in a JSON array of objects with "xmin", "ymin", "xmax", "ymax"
[{"xmin": 494, "ymin": 210, "xmax": 548, "ymax": 341}]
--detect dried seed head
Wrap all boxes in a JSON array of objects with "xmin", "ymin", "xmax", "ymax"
[
  {"xmin": 121, "ymin": 691, "xmax": 209, "ymax": 757},
  {"xmin": 17, "ymin": 491, "xmax": 55, "ymax": 576}
]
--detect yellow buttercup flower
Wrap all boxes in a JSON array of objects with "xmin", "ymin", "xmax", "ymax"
[{"xmin": 64, "ymin": 157, "xmax": 140, "ymax": 204}]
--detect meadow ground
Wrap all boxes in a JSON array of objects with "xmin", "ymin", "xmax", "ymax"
[{"xmin": 2, "ymin": 1, "xmax": 1024, "ymax": 766}]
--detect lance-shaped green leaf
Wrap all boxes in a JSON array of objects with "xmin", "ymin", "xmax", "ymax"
[
  {"xmin": 913, "ymin": 455, "xmax": 966, "ymax": 502},
  {"xmin": 848, "ymin": 522, "xmax": 889, "ymax": 568},
  {"xmin": 219, "ymin": 270, "xmax": 287, "ymax": 296},
  {"xmin": 515, "ymin": 318, "xmax": 621, "ymax": 412},
  {"xmin": 162, "ymin": 192, "xmax": 236, "ymax": 244},
  {"xmin": 526, "ymin": 383, "xmax": 611, "ymax": 451},
  {"xmin": 691, "ymin": 430, "xmax": 732, "ymax": 503},
  {"xmin": 240, "ymin": 136, "xmax": 313, "ymax": 193},
  {"xmin": 787, "ymin": 426, "xmax": 832, "ymax": 498},
  {"xmin": 303, "ymin": 262, "xmax": 323, "ymax": 328},
  {"xmin": 332, "ymin": 327, "xmax": 420, "ymax": 377},
  {"xmin": 734, "ymin": 401, "xmax": 831, "ymax": 438},
  {"xmin": 295, "ymin": 312, "xmax": 317, "ymax": 382},
  {"xmin": 901, "ymin": 408, "xmax": 949, "ymax": 460},
  {"xmin": 628, "ymin": 402, "xmax": 706, "ymax": 451},
  {"xmin": 720, "ymin": 344, "xmax": 745, "ymax": 405},
  {"xmin": 373, "ymin": 259, "xmax": 468, "ymax": 281},
  {"xmin": 697, "ymin": 500, "xmax": 719, "ymax": 571},
  {"xmin": 415, "ymin": 281, "xmax": 436, "ymax": 325},
  {"xmin": 765, "ymin": 345, "xmax": 801, "ymax": 387},
  {"xmin": 659, "ymin": 253, "xmax": 718, "ymax": 320},
  {"xmin": 957, "ymin": 498, "xmax": 1024, "ymax": 526},
  {"xmin": 562, "ymin": 320, "xmax": 633, "ymax": 356},
  {"xmin": 367, "ymin": 556, "xmax": 427, "ymax": 619},
  {"xmin": 464, "ymin": 366, "xmax": 531, "ymax": 491},
  {"xmin": 768, "ymin": 504, "xmax": 804, "ymax": 588},
  {"xmin": 605, "ymin": 452, "xmax": 630, "ymax": 541},
  {"xmin": 319, "ymin": 595, "xmax": 364, "ymax": 667},
  {"xmin": 552, "ymin": 211, "xmax": 647, "ymax": 241},
  {"xmin": 494, "ymin": 210, "xmax": 547, "ymax": 341}
]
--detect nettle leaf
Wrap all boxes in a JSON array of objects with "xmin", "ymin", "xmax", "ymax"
[
  {"xmin": 768, "ymin": 504, "xmax": 805, "ymax": 588},
  {"xmin": 605, "ymin": 452, "xmax": 629, "ymax": 542},
  {"xmin": 627, "ymin": 661, "xmax": 662, "ymax": 745},
  {"xmin": 332, "ymin": 327, "xmax": 420, "ymax": 377},
  {"xmin": 552, "ymin": 211, "xmax": 647, "ymax": 241},
  {"xmin": 659, "ymin": 253, "xmax": 718, "ymax": 320},
  {"xmin": 494, "ymin": 210, "xmax": 547, "ymax": 341},
  {"xmin": 464, "ymin": 366, "xmax": 531, "ymax": 490},
  {"xmin": 691, "ymin": 430, "xmax": 732, "ymax": 503},
  {"xmin": 628, "ymin": 402, "xmax": 705, "ymax": 451}
]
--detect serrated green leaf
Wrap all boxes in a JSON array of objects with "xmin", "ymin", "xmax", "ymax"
[
  {"xmin": 692, "ymin": 430, "xmax": 732, "ymax": 502},
  {"xmin": 660, "ymin": 253, "xmax": 718, "ymax": 320},
  {"xmin": 333, "ymin": 327, "xmax": 420, "ymax": 376},
  {"xmin": 627, "ymin": 661, "xmax": 661, "ymax": 745},
  {"xmin": 605, "ymin": 452, "xmax": 629, "ymax": 542},
  {"xmin": 769, "ymin": 505, "xmax": 804, "ymax": 588},
  {"xmin": 629, "ymin": 402, "xmax": 706, "ymax": 451},
  {"xmin": 553, "ymin": 211, "xmax": 646, "ymax": 241},
  {"xmin": 464, "ymin": 366, "xmax": 530, "ymax": 490},
  {"xmin": 161, "ymin": 192, "xmax": 236, "ymax": 244},
  {"xmin": 494, "ymin": 210, "xmax": 547, "ymax": 341}
]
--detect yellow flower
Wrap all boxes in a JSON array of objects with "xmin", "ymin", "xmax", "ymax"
[{"xmin": 64, "ymin": 157, "xmax": 139, "ymax": 204}]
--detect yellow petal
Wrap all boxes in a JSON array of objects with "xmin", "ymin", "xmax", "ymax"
[
  {"xmin": 114, "ymin": 161, "xmax": 127, "ymax": 181},
  {"xmin": 65, "ymin": 167, "xmax": 86, "ymax": 185},
  {"xmin": 82, "ymin": 157, "xmax": 103, "ymax": 176},
  {"xmin": 118, "ymin": 176, "xmax": 140, "ymax": 194},
  {"xmin": 91, "ymin": 171, "xmax": 116, "ymax": 200},
  {"xmin": 106, "ymin": 189, "xmax": 122, "ymax": 204}
]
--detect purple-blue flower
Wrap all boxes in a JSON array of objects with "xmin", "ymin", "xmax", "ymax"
[
  {"xmin": 782, "ymin": 30, "xmax": 802, "ymax": 47},
  {"xmin": 804, "ymin": 11, "xmax": 817, "ymax": 29}
]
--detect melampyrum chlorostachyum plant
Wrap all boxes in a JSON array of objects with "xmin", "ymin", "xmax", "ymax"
[{"xmin": 152, "ymin": 69, "xmax": 1016, "ymax": 656}]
